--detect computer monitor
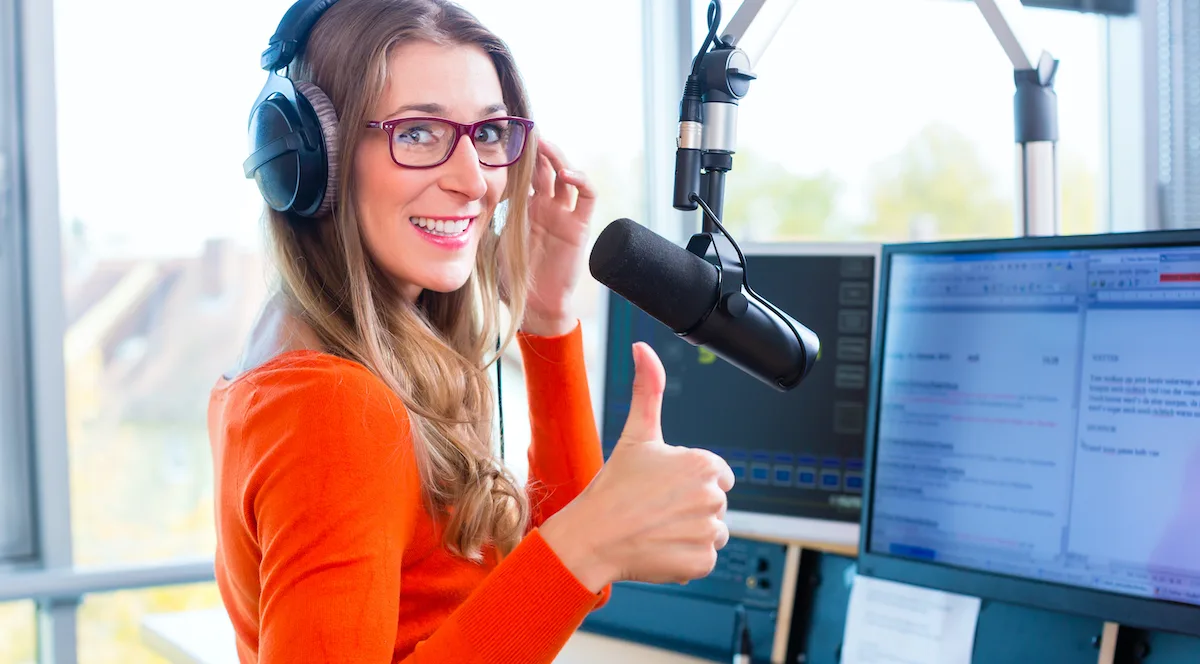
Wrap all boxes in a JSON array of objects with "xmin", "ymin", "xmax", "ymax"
[
  {"xmin": 858, "ymin": 229, "xmax": 1200, "ymax": 636},
  {"xmin": 600, "ymin": 242, "xmax": 881, "ymax": 550}
]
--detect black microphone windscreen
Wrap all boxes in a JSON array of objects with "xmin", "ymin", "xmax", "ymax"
[{"xmin": 589, "ymin": 218, "xmax": 719, "ymax": 333}]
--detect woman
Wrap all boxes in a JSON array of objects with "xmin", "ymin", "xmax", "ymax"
[{"xmin": 209, "ymin": 1, "xmax": 734, "ymax": 662}]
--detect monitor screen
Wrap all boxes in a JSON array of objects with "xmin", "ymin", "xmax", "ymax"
[
  {"xmin": 600, "ymin": 244, "xmax": 879, "ymax": 548},
  {"xmin": 860, "ymin": 230, "xmax": 1200, "ymax": 634}
]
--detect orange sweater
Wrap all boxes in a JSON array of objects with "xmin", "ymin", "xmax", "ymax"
[{"xmin": 208, "ymin": 323, "xmax": 609, "ymax": 663}]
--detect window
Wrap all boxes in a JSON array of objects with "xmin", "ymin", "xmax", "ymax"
[
  {"xmin": 53, "ymin": 0, "xmax": 296, "ymax": 569},
  {"xmin": 456, "ymin": 0, "xmax": 645, "ymax": 480},
  {"xmin": 77, "ymin": 583, "xmax": 224, "ymax": 664},
  {"xmin": 691, "ymin": 0, "xmax": 1109, "ymax": 243},
  {"xmin": 0, "ymin": 601, "xmax": 36, "ymax": 664}
]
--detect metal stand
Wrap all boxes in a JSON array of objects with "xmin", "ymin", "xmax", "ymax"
[
  {"xmin": 974, "ymin": 0, "xmax": 1061, "ymax": 236},
  {"xmin": 672, "ymin": 0, "xmax": 787, "ymax": 233},
  {"xmin": 1014, "ymin": 58, "xmax": 1061, "ymax": 236}
]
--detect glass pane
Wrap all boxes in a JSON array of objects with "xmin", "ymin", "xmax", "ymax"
[
  {"xmin": 78, "ymin": 582, "xmax": 225, "ymax": 664},
  {"xmin": 692, "ymin": 0, "xmax": 1108, "ymax": 242},
  {"xmin": 52, "ymin": 0, "xmax": 297, "ymax": 566},
  {"xmin": 455, "ymin": 0, "xmax": 646, "ymax": 480},
  {"xmin": 0, "ymin": 601, "xmax": 36, "ymax": 664}
]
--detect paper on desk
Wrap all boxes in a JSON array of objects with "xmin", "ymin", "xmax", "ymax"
[{"xmin": 841, "ymin": 575, "xmax": 981, "ymax": 664}]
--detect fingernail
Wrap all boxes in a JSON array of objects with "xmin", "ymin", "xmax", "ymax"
[{"xmin": 560, "ymin": 169, "xmax": 579, "ymax": 179}]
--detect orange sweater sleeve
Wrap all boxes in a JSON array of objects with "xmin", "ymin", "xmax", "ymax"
[
  {"xmin": 519, "ymin": 322, "xmax": 605, "ymax": 526},
  {"xmin": 518, "ymin": 322, "xmax": 613, "ymax": 610},
  {"xmin": 240, "ymin": 357, "xmax": 602, "ymax": 664}
]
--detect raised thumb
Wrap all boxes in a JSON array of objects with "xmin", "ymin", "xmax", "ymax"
[{"xmin": 619, "ymin": 342, "xmax": 666, "ymax": 444}]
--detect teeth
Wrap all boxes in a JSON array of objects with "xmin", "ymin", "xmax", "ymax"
[{"xmin": 410, "ymin": 217, "xmax": 471, "ymax": 236}]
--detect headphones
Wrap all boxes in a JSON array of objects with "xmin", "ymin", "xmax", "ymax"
[{"xmin": 243, "ymin": 0, "xmax": 343, "ymax": 218}]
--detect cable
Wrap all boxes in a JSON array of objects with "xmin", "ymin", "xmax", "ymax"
[
  {"xmin": 691, "ymin": 0, "xmax": 723, "ymax": 77},
  {"xmin": 690, "ymin": 193, "xmax": 747, "ymax": 276},
  {"xmin": 711, "ymin": 1, "xmax": 732, "ymax": 50},
  {"xmin": 681, "ymin": 0, "xmax": 722, "ymax": 126},
  {"xmin": 690, "ymin": 193, "xmax": 809, "ymax": 389},
  {"xmin": 496, "ymin": 334, "xmax": 504, "ymax": 461}
]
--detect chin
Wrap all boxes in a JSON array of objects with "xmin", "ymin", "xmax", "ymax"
[{"xmin": 415, "ymin": 269, "xmax": 475, "ymax": 295}]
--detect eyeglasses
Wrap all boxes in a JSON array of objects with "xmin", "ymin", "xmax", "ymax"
[{"xmin": 365, "ymin": 116, "xmax": 534, "ymax": 169}]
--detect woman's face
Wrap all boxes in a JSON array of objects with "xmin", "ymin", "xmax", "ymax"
[{"xmin": 354, "ymin": 41, "xmax": 510, "ymax": 301}]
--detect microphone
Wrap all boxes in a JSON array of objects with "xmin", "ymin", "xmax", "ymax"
[{"xmin": 589, "ymin": 218, "xmax": 820, "ymax": 392}]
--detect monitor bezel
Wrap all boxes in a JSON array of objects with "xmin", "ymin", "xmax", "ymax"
[
  {"xmin": 599, "ymin": 240, "xmax": 882, "ymax": 553},
  {"xmin": 857, "ymin": 228, "xmax": 1200, "ymax": 636}
]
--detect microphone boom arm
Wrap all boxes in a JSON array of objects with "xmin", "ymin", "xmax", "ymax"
[{"xmin": 719, "ymin": 0, "xmax": 800, "ymax": 70}]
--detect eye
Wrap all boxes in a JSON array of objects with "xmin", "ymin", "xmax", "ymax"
[
  {"xmin": 473, "ymin": 121, "xmax": 507, "ymax": 145},
  {"xmin": 395, "ymin": 125, "xmax": 439, "ymax": 145}
]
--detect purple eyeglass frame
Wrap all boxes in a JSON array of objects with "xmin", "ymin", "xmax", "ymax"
[{"xmin": 365, "ymin": 116, "xmax": 535, "ymax": 169}]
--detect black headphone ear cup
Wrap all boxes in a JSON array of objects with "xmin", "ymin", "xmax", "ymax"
[
  {"xmin": 245, "ymin": 76, "xmax": 328, "ymax": 218},
  {"xmin": 294, "ymin": 81, "xmax": 340, "ymax": 218}
]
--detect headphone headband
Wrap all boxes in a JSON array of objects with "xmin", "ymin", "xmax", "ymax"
[{"xmin": 261, "ymin": 0, "xmax": 342, "ymax": 71}]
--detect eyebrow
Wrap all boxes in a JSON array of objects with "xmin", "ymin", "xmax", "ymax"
[{"xmin": 386, "ymin": 102, "xmax": 509, "ymax": 118}]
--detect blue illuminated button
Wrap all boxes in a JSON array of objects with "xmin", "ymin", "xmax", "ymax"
[
  {"xmin": 750, "ymin": 464, "xmax": 771, "ymax": 484},
  {"xmin": 730, "ymin": 461, "xmax": 747, "ymax": 481},
  {"xmin": 772, "ymin": 466, "xmax": 793, "ymax": 486},
  {"xmin": 844, "ymin": 472, "xmax": 863, "ymax": 492},
  {"xmin": 796, "ymin": 467, "xmax": 817, "ymax": 488},
  {"xmin": 819, "ymin": 470, "xmax": 841, "ymax": 491}
]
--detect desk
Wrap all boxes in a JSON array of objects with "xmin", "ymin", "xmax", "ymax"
[{"xmin": 141, "ymin": 608, "xmax": 711, "ymax": 664}]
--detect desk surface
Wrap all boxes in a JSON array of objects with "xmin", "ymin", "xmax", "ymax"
[{"xmin": 140, "ymin": 608, "xmax": 712, "ymax": 664}]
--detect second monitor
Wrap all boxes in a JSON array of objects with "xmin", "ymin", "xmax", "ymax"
[
  {"xmin": 858, "ymin": 229, "xmax": 1200, "ymax": 636},
  {"xmin": 600, "ymin": 242, "xmax": 880, "ymax": 549}
]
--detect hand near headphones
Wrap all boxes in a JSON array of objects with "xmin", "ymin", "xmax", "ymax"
[{"xmin": 519, "ymin": 136, "xmax": 597, "ymax": 337}]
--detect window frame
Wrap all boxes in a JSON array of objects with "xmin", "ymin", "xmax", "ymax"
[
  {"xmin": 0, "ymin": 0, "xmax": 36, "ymax": 570},
  {"xmin": 1104, "ymin": 0, "xmax": 1156, "ymax": 232},
  {"xmin": 11, "ymin": 0, "xmax": 80, "ymax": 659}
]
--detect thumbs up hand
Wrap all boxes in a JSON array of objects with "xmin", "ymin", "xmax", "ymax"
[{"xmin": 540, "ymin": 343, "xmax": 736, "ymax": 592}]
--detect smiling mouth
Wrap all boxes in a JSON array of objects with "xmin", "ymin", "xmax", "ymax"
[{"xmin": 410, "ymin": 216, "xmax": 474, "ymax": 237}]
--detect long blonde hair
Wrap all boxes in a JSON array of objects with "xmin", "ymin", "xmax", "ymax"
[{"xmin": 267, "ymin": 0, "xmax": 534, "ymax": 560}]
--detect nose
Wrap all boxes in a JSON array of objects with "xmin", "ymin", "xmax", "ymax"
[{"xmin": 437, "ymin": 134, "xmax": 488, "ymax": 201}]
